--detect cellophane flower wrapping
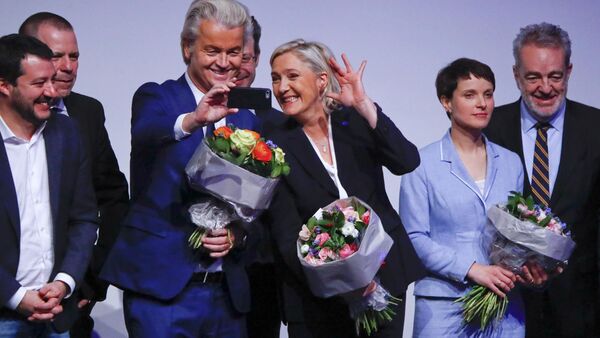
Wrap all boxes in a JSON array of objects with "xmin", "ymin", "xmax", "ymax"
[
  {"xmin": 483, "ymin": 205, "xmax": 576, "ymax": 273},
  {"xmin": 456, "ymin": 193, "xmax": 576, "ymax": 330},
  {"xmin": 185, "ymin": 138, "xmax": 282, "ymax": 248},
  {"xmin": 297, "ymin": 197, "xmax": 398, "ymax": 335}
]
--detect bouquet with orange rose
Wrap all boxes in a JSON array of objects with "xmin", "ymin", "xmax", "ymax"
[{"xmin": 185, "ymin": 125, "xmax": 290, "ymax": 249}]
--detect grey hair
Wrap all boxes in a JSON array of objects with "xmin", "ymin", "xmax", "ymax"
[
  {"xmin": 270, "ymin": 39, "xmax": 341, "ymax": 113},
  {"xmin": 513, "ymin": 22, "xmax": 572, "ymax": 68},
  {"xmin": 180, "ymin": 0, "xmax": 251, "ymax": 64}
]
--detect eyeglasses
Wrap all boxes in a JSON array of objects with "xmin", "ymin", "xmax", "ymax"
[{"xmin": 241, "ymin": 54, "xmax": 256, "ymax": 64}]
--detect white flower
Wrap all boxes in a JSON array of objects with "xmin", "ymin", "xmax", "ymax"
[
  {"xmin": 341, "ymin": 222, "xmax": 356, "ymax": 237},
  {"xmin": 351, "ymin": 228, "xmax": 359, "ymax": 238},
  {"xmin": 314, "ymin": 208, "xmax": 324, "ymax": 220},
  {"xmin": 301, "ymin": 244, "xmax": 310, "ymax": 254}
]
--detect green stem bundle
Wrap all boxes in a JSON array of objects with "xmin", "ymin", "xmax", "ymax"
[{"xmin": 455, "ymin": 285, "xmax": 508, "ymax": 330}]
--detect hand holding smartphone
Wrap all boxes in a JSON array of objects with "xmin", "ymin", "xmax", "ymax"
[{"xmin": 227, "ymin": 87, "xmax": 272, "ymax": 110}]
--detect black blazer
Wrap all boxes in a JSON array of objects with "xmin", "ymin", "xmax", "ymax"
[
  {"xmin": 262, "ymin": 106, "xmax": 426, "ymax": 328},
  {"xmin": 63, "ymin": 92, "xmax": 129, "ymax": 300},
  {"xmin": 485, "ymin": 98, "xmax": 600, "ymax": 336}
]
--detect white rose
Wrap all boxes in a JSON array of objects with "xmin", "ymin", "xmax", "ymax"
[
  {"xmin": 301, "ymin": 244, "xmax": 310, "ymax": 254},
  {"xmin": 342, "ymin": 222, "xmax": 356, "ymax": 237}
]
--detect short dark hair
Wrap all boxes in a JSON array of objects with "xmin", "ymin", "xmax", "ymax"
[
  {"xmin": 250, "ymin": 16, "xmax": 261, "ymax": 56},
  {"xmin": 435, "ymin": 57, "xmax": 495, "ymax": 100},
  {"xmin": 0, "ymin": 34, "xmax": 53, "ymax": 85},
  {"xmin": 19, "ymin": 12, "xmax": 73, "ymax": 37}
]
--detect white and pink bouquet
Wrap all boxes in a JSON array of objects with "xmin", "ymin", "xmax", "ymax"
[
  {"xmin": 456, "ymin": 192, "xmax": 575, "ymax": 329},
  {"xmin": 297, "ymin": 197, "xmax": 397, "ymax": 336}
]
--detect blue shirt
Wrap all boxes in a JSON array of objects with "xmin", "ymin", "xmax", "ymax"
[{"xmin": 520, "ymin": 100, "xmax": 565, "ymax": 196}]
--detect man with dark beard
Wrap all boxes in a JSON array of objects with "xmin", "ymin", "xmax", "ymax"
[
  {"xmin": 485, "ymin": 22, "xmax": 600, "ymax": 338},
  {"xmin": 0, "ymin": 34, "xmax": 97, "ymax": 337},
  {"xmin": 19, "ymin": 12, "xmax": 129, "ymax": 337}
]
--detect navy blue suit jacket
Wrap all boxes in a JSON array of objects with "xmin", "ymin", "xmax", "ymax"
[
  {"xmin": 0, "ymin": 114, "xmax": 99, "ymax": 306},
  {"xmin": 101, "ymin": 75, "xmax": 259, "ymax": 313}
]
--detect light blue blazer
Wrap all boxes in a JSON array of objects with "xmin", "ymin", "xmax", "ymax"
[{"xmin": 399, "ymin": 131, "xmax": 523, "ymax": 298}]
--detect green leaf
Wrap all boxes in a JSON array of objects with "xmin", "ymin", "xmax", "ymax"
[
  {"xmin": 213, "ymin": 138, "xmax": 230, "ymax": 153},
  {"xmin": 270, "ymin": 165, "xmax": 282, "ymax": 178},
  {"xmin": 281, "ymin": 164, "xmax": 290, "ymax": 176},
  {"xmin": 306, "ymin": 217, "xmax": 317, "ymax": 230}
]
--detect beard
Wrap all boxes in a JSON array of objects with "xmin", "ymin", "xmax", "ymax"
[{"xmin": 11, "ymin": 88, "xmax": 51, "ymax": 127}]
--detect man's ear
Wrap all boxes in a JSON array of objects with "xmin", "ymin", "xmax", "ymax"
[
  {"xmin": 182, "ymin": 41, "xmax": 192, "ymax": 65},
  {"xmin": 0, "ymin": 78, "xmax": 12, "ymax": 97}
]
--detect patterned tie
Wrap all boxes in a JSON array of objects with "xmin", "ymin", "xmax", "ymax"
[{"xmin": 531, "ymin": 122, "xmax": 551, "ymax": 207}]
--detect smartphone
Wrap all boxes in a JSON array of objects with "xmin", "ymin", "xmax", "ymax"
[{"xmin": 227, "ymin": 87, "xmax": 272, "ymax": 110}]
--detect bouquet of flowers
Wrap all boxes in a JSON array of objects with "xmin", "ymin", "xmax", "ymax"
[
  {"xmin": 185, "ymin": 125, "xmax": 290, "ymax": 249},
  {"xmin": 297, "ymin": 197, "xmax": 398, "ymax": 336},
  {"xmin": 456, "ymin": 192, "xmax": 575, "ymax": 329}
]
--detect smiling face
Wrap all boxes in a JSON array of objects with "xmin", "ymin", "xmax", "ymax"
[
  {"xmin": 1, "ymin": 54, "xmax": 57, "ymax": 126},
  {"xmin": 234, "ymin": 36, "xmax": 257, "ymax": 87},
  {"xmin": 514, "ymin": 44, "xmax": 571, "ymax": 121},
  {"xmin": 184, "ymin": 19, "xmax": 244, "ymax": 93},
  {"xmin": 35, "ymin": 24, "xmax": 79, "ymax": 98},
  {"xmin": 271, "ymin": 52, "xmax": 327, "ymax": 121},
  {"xmin": 441, "ymin": 74, "xmax": 494, "ymax": 133}
]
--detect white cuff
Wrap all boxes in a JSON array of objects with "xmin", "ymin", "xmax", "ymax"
[
  {"xmin": 54, "ymin": 273, "xmax": 76, "ymax": 299},
  {"xmin": 174, "ymin": 113, "xmax": 192, "ymax": 141},
  {"xmin": 6, "ymin": 287, "xmax": 27, "ymax": 310}
]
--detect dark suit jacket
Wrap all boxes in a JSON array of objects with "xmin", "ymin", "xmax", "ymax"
[
  {"xmin": 63, "ymin": 92, "xmax": 129, "ymax": 300},
  {"xmin": 485, "ymin": 98, "xmax": 600, "ymax": 336},
  {"xmin": 101, "ymin": 75, "xmax": 259, "ymax": 313},
  {"xmin": 262, "ymin": 106, "xmax": 426, "ymax": 328},
  {"xmin": 0, "ymin": 114, "xmax": 99, "ymax": 306}
]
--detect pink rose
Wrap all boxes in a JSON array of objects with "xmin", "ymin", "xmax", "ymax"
[
  {"xmin": 299, "ymin": 224, "xmax": 311, "ymax": 241},
  {"xmin": 362, "ymin": 210, "xmax": 371, "ymax": 224},
  {"xmin": 305, "ymin": 253, "xmax": 323, "ymax": 266},
  {"xmin": 339, "ymin": 243, "xmax": 356, "ymax": 259},
  {"xmin": 315, "ymin": 233, "xmax": 330, "ymax": 246},
  {"xmin": 319, "ymin": 247, "xmax": 335, "ymax": 261}
]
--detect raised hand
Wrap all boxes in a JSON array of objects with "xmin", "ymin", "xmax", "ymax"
[
  {"xmin": 326, "ymin": 53, "xmax": 377, "ymax": 128},
  {"xmin": 183, "ymin": 82, "xmax": 239, "ymax": 133},
  {"xmin": 467, "ymin": 263, "xmax": 517, "ymax": 298}
]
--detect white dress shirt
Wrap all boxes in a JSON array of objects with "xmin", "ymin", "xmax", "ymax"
[
  {"xmin": 0, "ymin": 116, "xmax": 75, "ymax": 309},
  {"xmin": 305, "ymin": 115, "xmax": 350, "ymax": 199}
]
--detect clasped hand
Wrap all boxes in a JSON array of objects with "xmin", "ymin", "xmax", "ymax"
[
  {"xmin": 467, "ymin": 261, "xmax": 556, "ymax": 298},
  {"xmin": 17, "ymin": 281, "xmax": 68, "ymax": 322}
]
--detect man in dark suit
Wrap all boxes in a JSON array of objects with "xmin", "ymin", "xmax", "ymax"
[
  {"xmin": 485, "ymin": 22, "xmax": 600, "ymax": 338},
  {"xmin": 0, "ymin": 34, "xmax": 98, "ymax": 336},
  {"xmin": 19, "ymin": 12, "xmax": 129, "ymax": 337},
  {"xmin": 235, "ymin": 16, "xmax": 282, "ymax": 338},
  {"xmin": 100, "ymin": 1, "xmax": 258, "ymax": 336}
]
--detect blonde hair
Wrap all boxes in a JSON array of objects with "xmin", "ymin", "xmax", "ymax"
[{"xmin": 270, "ymin": 39, "xmax": 341, "ymax": 113}]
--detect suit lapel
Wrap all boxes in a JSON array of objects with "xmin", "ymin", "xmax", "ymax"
[
  {"xmin": 284, "ymin": 119, "xmax": 339, "ymax": 197},
  {"xmin": 550, "ymin": 100, "xmax": 584, "ymax": 207},
  {"xmin": 0, "ymin": 140, "xmax": 20, "ymax": 237},
  {"xmin": 331, "ymin": 111, "xmax": 362, "ymax": 197},
  {"xmin": 43, "ymin": 118, "xmax": 62, "ymax": 227},
  {"xmin": 441, "ymin": 131, "xmax": 486, "ymax": 206}
]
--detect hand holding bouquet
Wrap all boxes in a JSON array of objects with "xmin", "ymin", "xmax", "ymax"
[
  {"xmin": 297, "ymin": 197, "xmax": 397, "ymax": 336},
  {"xmin": 186, "ymin": 125, "xmax": 289, "ymax": 249},
  {"xmin": 456, "ymin": 192, "xmax": 575, "ymax": 329}
]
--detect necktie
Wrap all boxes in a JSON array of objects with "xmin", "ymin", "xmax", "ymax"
[
  {"xmin": 531, "ymin": 122, "xmax": 551, "ymax": 207},
  {"xmin": 205, "ymin": 123, "xmax": 216, "ymax": 138}
]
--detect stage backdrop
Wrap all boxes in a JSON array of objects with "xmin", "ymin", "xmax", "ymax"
[{"xmin": 3, "ymin": 1, "xmax": 600, "ymax": 336}]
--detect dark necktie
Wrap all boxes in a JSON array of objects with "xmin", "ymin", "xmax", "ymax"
[
  {"xmin": 531, "ymin": 122, "xmax": 551, "ymax": 207},
  {"xmin": 205, "ymin": 123, "xmax": 216, "ymax": 138}
]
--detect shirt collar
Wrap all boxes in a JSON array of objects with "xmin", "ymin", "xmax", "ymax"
[
  {"xmin": 51, "ymin": 98, "xmax": 68, "ymax": 116},
  {"xmin": 184, "ymin": 71, "xmax": 204, "ymax": 105},
  {"xmin": 0, "ymin": 114, "xmax": 47, "ymax": 144},
  {"xmin": 520, "ymin": 98, "xmax": 565, "ymax": 134}
]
